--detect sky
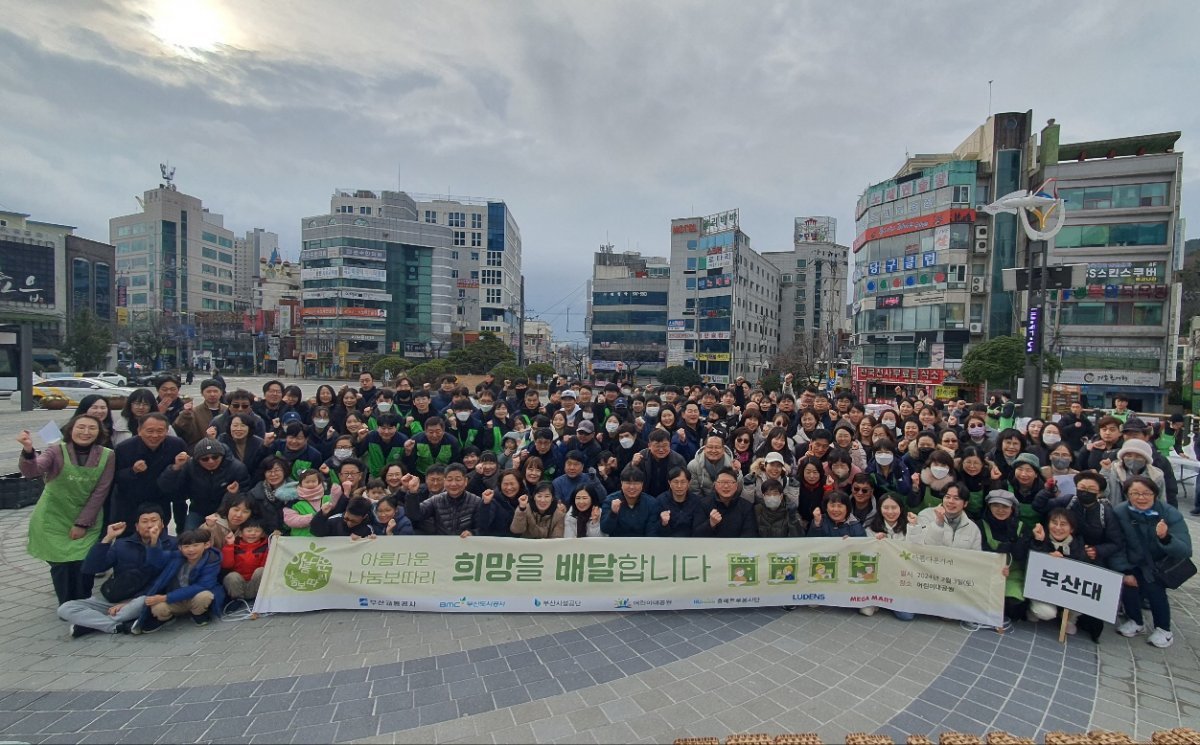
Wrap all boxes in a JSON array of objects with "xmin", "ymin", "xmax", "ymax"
[{"xmin": 2, "ymin": 0, "xmax": 1198, "ymax": 343}]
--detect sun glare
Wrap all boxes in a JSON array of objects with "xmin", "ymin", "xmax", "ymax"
[{"xmin": 150, "ymin": 0, "xmax": 225, "ymax": 57}]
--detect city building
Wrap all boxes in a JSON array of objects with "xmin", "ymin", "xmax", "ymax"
[
  {"xmin": 66, "ymin": 235, "xmax": 117, "ymax": 333},
  {"xmin": 667, "ymin": 210, "xmax": 781, "ymax": 384},
  {"xmin": 850, "ymin": 111, "xmax": 1036, "ymax": 403},
  {"xmin": 522, "ymin": 320, "xmax": 554, "ymax": 366},
  {"xmin": 109, "ymin": 171, "xmax": 240, "ymax": 367},
  {"xmin": 0, "ymin": 210, "xmax": 76, "ymax": 369},
  {"xmin": 413, "ymin": 196, "xmax": 523, "ymax": 355},
  {"xmin": 299, "ymin": 189, "xmax": 454, "ymax": 374},
  {"xmin": 253, "ymin": 256, "xmax": 301, "ymax": 374},
  {"xmin": 587, "ymin": 246, "xmax": 670, "ymax": 380},
  {"xmin": 1037, "ymin": 123, "xmax": 1184, "ymax": 412},
  {"xmin": 762, "ymin": 216, "xmax": 849, "ymax": 371},
  {"xmin": 234, "ymin": 228, "xmax": 279, "ymax": 303}
]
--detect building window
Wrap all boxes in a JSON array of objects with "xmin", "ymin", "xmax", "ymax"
[
  {"xmin": 471, "ymin": 213, "xmax": 483, "ymax": 229},
  {"xmin": 486, "ymin": 288, "xmax": 502, "ymax": 304},
  {"xmin": 448, "ymin": 212, "xmax": 466, "ymax": 228},
  {"xmin": 470, "ymin": 252, "xmax": 480, "ymax": 261},
  {"xmin": 471, "ymin": 232, "xmax": 483, "ymax": 247},
  {"xmin": 486, "ymin": 252, "xmax": 502, "ymax": 267},
  {"xmin": 796, "ymin": 259, "xmax": 807, "ymax": 268},
  {"xmin": 458, "ymin": 289, "xmax": 466, "ymax": 299},
  {"xmin": 481, "ymin": 269, "xmax": 502, "ymax": 285},
  {"xmin": 451, "ymin": 250, "xmax": 459, "ymax": 260},
  {"xmin": 453, "ymin": 231, "xmax": 466, "ymax": 246},
  {"xmin": 952, "ymin": 185, "xmax": 970, "ymax": 204},
  {"xmin": 451, "ymin": 270, "xmax": 459, "ymax": 278},
  {"xmin": 470, "ymin": 270, "xmax": 479, "ymax": 280},
  {"xmin": 359, "ymin": 206, "xmax": 372, "ymax": 215},
  {"xmin": 424, "ymin": 210, "xmax": 437, "ymax": 224}
]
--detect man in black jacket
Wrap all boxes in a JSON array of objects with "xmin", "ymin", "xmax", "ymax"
[
  {"xmin": 157, "ymin": 438, "xmax": 251, "ymax": 532},
  {"xmin": 632, "ymin": 429, "xmax": 688, "ymax": 497},
  {"xmin": 402, "ymin": 464, "xmax": 493, "ymax": 536},
  {"xmin": 112, "ymin": 414, "xmax": 187, "ymax": 534},
  {"xmin": 694, "ymin": 467, "xmax": 758, "ymax": 538}
]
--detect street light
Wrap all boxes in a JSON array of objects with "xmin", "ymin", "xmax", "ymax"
[{"xmin": 982, "ymin": 179, "xmax": 1067, "ymax": 417}]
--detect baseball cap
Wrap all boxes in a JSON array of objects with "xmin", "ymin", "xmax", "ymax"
[
  {"xmin": 764, "ymin": 452, "xmax": 787, "ymax": 466},
  {"xmin": 281, "ymin": 411, "xmax": 302, "ymax": 425},
  {"xmin": 576, "ymin": 420, "xmax": 595, "ymax": 434}
]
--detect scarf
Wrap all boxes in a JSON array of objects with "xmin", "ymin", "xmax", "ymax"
[
  {"xmin": 297, "ymin": 482, "xmax": 325, "ymax": 506},
  {"xmin": 1050, "ymin": 537, "xmax": 1072, "ymax": 555},
  {"xmin": 569, "ymin": 505, "xmax": 592, "ymax": 537}
]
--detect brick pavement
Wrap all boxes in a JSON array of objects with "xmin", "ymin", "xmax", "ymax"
[{"xmin": 0, "ymin": 507, "xmax": 1197, "ymax": 743}]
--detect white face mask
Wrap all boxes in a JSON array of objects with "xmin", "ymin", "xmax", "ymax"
[
  {"xmin": 376, "ymin": 403, "xmax": 391, "ymax": 413},
  {"xmin": 875, "ymin": 452, "xmax": 894, "ymax": 466},
  {"xmin": 606, "ymin": 422, "xmax": 619, "ymax": 434},
  {"xmin": 619, "ymin": 437, "xmax": 635, "ymax": 450},
  {"xmin": 1042, "ymin": 433, "xmax": 1061, "ymax": 446},
  {"xmin": 455, "ymin": 411, "xmax": 470, "ymax": 422},
  {"xmin": 882, "ymin": 420, "xmax": 896, "ymax": 430},
  {"xmin": 645, "ymin": 407, "xmax": 660, "ymax": 417},
  {"xmin": 582, "ymin": 412, "xmax": 593, "ymax": 420},
  {"xmin": 968, "ymin": 425, "xmax": 985, "ymax": 437},
  {"xmin": 930, "ymin": 465, "xmax": 951, "ymax": 479},
  {"xmin": 334, "ymin": 448, "xmax": 353, "ymax": 460},
  {"xmin": 313, "ymin": 419, "xmax": 329, "ymax": 429},
  {"xmin": 763, "ymin": 494, "xmax": 783, "ymax": 510},
  {"xmin": 479, "ymin": 404, "xmax": 493, "ymax": 413}
]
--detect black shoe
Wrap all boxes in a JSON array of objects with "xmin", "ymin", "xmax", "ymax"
[
  {"xmin": 191, "ymin": 612, "xmax": 209, "ymax": 627},
  {"xmin": 113, "ymin": 622, "xmax": 132, "ymax": 635},
  {"xmin": 69, "ymin": 624, "xmax": 97, "ymax": 639},
  {"xmin": 781, "ymin": 605, "xmax": 798, "ymax": 611},
  {"xmin": 132, "ymin": 615, "xmax": 169, "ymax": 635},
  {"xmin": 1189, "ymin": 508, "xmax": 1200, "ymax": 516}
]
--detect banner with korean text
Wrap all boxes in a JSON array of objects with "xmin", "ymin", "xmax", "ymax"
[{"xmin": 254, "ymin": 537, "xmax": 1006, "ymax": 625}]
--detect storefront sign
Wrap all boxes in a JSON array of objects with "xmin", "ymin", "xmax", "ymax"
[
  {"xmin": 934, "ymin": 385, "xmax": 958, "ymax": 400},
  {"xmin": 672, "ymin": 222, "xmax": 699, "ymax": 234},
  {"xmin": 1062, "ymin": 284, "xmax": 1169, "ymax": 301},
  {"xmin": 795, "ymin": 217, "xmax": 836, "ymax": 243},
  {"xmin": 1025, "ymin": 306, "xmax": 1042, "ymax": 354},
  {"xmin": 699, "ymin": 252, "xmax": 733, "ymax": 270},
  {"xmin": 854, "ymin": 208, "xmax": 976, "ymax": 252},
  {"xmin": 667, "ymin": 332, "xmax": 691, "ymax": 340},
  {"xmin": 700, "ymin": 209, "xmax": 739, "ymax": 236},
  {"xmin": 254, "ymin": 536, "xmax": 1005, "ymax": 626},
  {"xmin": 301, "ymin": 306, "xmax": 386, "ymax": 318},
  {"xmin": 456, "ymin": 279, "xmax": 480, "ymax": 289},
  {"xmin": 0, "ymin": 243, "xmax": 54, "ymax": 304},
  {"xmin": 697, "ymin": 274, "xmax": 733, "ymax": 290},
  {"xmin": 667, "ymin": 319, "xmax": 689, "ymax": 331},
  {"xmin": 695, "ymin": 352, "xmax": 731, "ymax": 362},
  {"xmin": 1057, "ymin": 370, "xmax": 1162, "ymax": 387},
  {"xmin": 697, "ymin": 331, "xmax": 731, "ymax": 340},
  {"xmin": 877, "ymin": 294, "xmax": 903, "ymax": 309},
  {"xmin": 853, "ymin": 366, "xmax": 947, "ymax": 384},
  {"xmin": 1085, "ymin": 261, "xmax": 1164, "ymax": 284}
]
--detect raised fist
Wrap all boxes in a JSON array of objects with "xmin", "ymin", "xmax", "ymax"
[
  {"xmin": 811, "ymin": 508, "xmax": 822, "ymax": 527},
  {"xmin": 1156, "ymin": 519, "xmax": 1168, "ymax": 539},
  {"xmin": 907, "ymin": 512, "xmax": 918, "ymax": 525},
  {"xmin": 1032, "ymin": 523, "xmax": 1046, "ymax": 542},
  {"xmin": 401, "ymin": 474, "xmax": 421, "ymax": 492},
  {"xmin": 16, "ymin": 430, "xmax": 33, "ymax": 451},
  {"xmin": 205, "ymin": 426, "xmax": 218, "ymax": 439},
  {"xmin": 132, "ymin": 459, "xmax": 148, "ymax": 474},
  {"xmin": 226, "ymin": 480, "xmax": 239, "ymax": 494},
  {"xmin": 174, "ymin": 452, "xmax": 190, "ymax": 469},
  {"xmin": 404, "ymin": 440, "xmax": 416, "ymax": 454},
  {"xmin": 482, "ymin": 489, "xmax": 494, "ymax": 505},
  {"xmin": 263, "ymin": 432, "xmax": 276, "ymax": 446},
  {"xmin": 934, "ymin": 506, "xmax": 946, "ymax": 526},
  {"xmin": 660, "ymin": 510, "xmax": 671, "ymax": 527},
  {"xmin": 590, "ymin": 506, "xmax": 601, "ymax": 523},
  {"xmin": 610, "ymin": 499, "xmax": 621, "ymax": 514},
  {"xmin": 709, "ymin": 509, "xmax": 722, "ymax": 527},
  {"xmin": 105, "ymin": 522, "xmax": 126, "ymax": 542},
  {"xmin": 225, "ymin": 531, "xmax": 236, "ymax": 546}
]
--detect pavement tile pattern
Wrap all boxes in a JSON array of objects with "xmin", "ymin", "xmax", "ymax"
[{"xmin": 0, "ymin": 506, "xmax": 1198, "ymax": 743}]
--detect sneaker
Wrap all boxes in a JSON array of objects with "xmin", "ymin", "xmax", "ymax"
[
  {"xmin": 132, "ymin": 615, "xmax": 170, "ymax": 635},
  {"xmin": 1117, "ymin": 619, "xmax": 1145, "ymax": 637},
  {"xmin": 1065, "ymin": 621, "xmax": 1077, "ymax": 636},
  {"xmin": 191, "ymin": 612, "xmax": 209, "ymax": 627},
  {"xmin": 113, "ymin": 622, "xmax": 132, "ymax": 635},
  {"xmin": 69, "ymin": 624, "xmax": 96, "ymax": 639},
  {"xmin": 1147, "ymin": 627, "xmax": 1174, "ymax": 648},
  {"xmin": 1026, "ymin": 608, "xmax": 1041, "ymax": 623},
  {"xmin": 858, "ymin": 606, "xmax": 878, "ymax": 617}
]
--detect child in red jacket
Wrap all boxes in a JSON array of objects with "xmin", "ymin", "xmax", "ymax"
[{"xmin": 221, "ymin": 518, "xmax": 269, "ymax": 609}]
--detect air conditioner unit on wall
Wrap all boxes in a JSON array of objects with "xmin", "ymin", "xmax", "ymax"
[
  {"xmin": 970, "ymin": 277, "xmax": 986, "ymax": 293},
  {"xmin": 974, "ymin": 225, "xmax": 989, "ymax": 240},
  {"xmin": 969, "ymin": 322, "xmax": 983, "ymax": 334},
  {"xmin": 974, "ymin": 239, "xmax": 989, "ymax": 254}
]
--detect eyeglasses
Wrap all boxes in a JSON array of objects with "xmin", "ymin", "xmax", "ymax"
[
  {"xmin": 735, "ymin": 437, "xmax": 750, "ymax": 443},
  {"xmin": 198, "ymin": 455, "xmax": 221, "ymax": 463},
  {"xmin": 340, "ymin": 470, "xmax": 361, "ymax": 477},
  {"xmin": 1127, "ymin": 490, "xmax": 1155, "ymax": 498}
]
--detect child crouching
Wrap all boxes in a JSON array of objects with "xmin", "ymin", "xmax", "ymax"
[
  {"xmin": 133, "ymin": 528, "xmax": 223, "ymax": 633},
  {"xmin": 221, "ymin": 518, "xmax": 269, "ymax": 609}
]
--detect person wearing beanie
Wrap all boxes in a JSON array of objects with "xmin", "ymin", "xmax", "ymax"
[
  {"xmin": 171, "ymin": 379, "xmax": 228, "ymax": 447},
  {"xmin": 1101, "ymin": 438, "xmax": 1166, "ymax": 504},
  {"xmin": 156, "ymin": 437, "xmax": 250, "ymax": 532}
]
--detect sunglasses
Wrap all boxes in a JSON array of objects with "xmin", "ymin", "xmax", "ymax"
[
  {"xmin": 229, "ymin": 403, "xmax": 251, "ymax": 410},
  {"xmin": 198, "ymin": 455, "xmax": 222, "ymax": 463}
]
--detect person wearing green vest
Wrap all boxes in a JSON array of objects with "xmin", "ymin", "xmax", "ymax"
[
  {"xmin": 979, "ymin": 490, "xmax": 1038, "ymax": 627},
  {"xmin": 997, "ymin": 392, "xmax": 1017, "ymax": 432},
  {"xmin": 1109, "ymin": 394, "xmax": 1133, "ymax": 425},
  {"xmin": 269, "ymin": 421, "xmax": 323, "ymax": 480},
  {"xmin": 403, "ymin": 416, "xmax": 462, "ymax": 477},
  {"xmin": 18, "ymin": 416, "xmax": 116, "ymax": 605},
  {"xmin": 1154, "ymin": 414, "xmax": 1187, "ymax": 459},
  {"xmin": 357, "ymin": 414, "xmax": 409, "ymax": 479},
  {"xmin": 985, "ymin": 394, "xmax": 1002, "ymax": 432},
  {"xmin": 1006, "ymin": 453, "xmax": 1045, "ymax": 533},
  {"xmin": 283, "ymin": 468, "xmax": 334, "ymax": 537}
]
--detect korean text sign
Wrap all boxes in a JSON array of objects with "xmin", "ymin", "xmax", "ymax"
[
  {"xmin": 255, "ymin": 537, "xmax": 1006, "ymax": 626},
  {"xmin": 1023, "ymin": 552, "xmax": 1122, "ymax": 623}
]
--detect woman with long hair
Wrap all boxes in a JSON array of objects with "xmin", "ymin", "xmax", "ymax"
[{"xmin": 72, "ymin": 395, "xmax": 115, "ymax": 448}]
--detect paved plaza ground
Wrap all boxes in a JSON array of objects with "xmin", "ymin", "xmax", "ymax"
[{"xmin": 0, "ymin": 381, "xmax": 1198, "ymax": 743}]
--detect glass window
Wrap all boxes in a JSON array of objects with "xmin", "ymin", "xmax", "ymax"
[
  {"xmin": 471, "ymin": 232, "xmax": 482, "ymax": 247},
  {"xmin": 453, "ymin": 231, "xmax": 466, "ymax": 246},
  {"xmin": 471, "ymin": 213, "xmax": 483, "ymax": 229},
  {"xmin": 424, "ymin": 210, "xmax": 437, "ymax": 224}
]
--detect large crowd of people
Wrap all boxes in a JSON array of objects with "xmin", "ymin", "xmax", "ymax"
[{"xmin": 18, "ymin": 370, "xmax": 1194, "ymax": 647}]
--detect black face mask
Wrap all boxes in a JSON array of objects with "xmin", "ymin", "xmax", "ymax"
[
  {"xmin": 395, "ymin": 391, "xmax": 413, "ymax": 404},
  {"xmin": 917, "ymin": 447, "xmax": 935, "ymax": 461},
  {"xmin": 1076, "ymin": 489, "xmax": 1099, "ymax": 506}
]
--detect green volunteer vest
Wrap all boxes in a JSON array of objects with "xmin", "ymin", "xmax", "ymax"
[
  {"xmin": 413, "ymin": 441, "xmax": 453, "ymax": 475},
  {"xmin": 366, "ymin": 441, "xmax": 404, "ymax": 478},
  {"xmin": 289, "ymin": 494, "xmax": 330, "ymax": 538},
  {"xmin": 982, "ymin": 520, "xmax": 1026, "ymax": 601},
  {"xmin": 27, "ymin": 444, "xmax": 111, "ymax": 563}
]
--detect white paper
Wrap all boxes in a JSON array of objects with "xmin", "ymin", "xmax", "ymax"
[
  {"xmin": 1053, "ymin": 474, "xmax": 1077, "ymax": 498},
  {"xmin": 35, "ymin": 421, "xmax": 62, "ymax": 446}
]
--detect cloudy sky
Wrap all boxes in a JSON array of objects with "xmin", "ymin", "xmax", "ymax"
[{"xmin": 2, "ymin": 0, "xmax": 1197, "ymax": 341}]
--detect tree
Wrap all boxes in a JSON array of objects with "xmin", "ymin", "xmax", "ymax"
[
  {"xmin": 406, "ymin": 359, "xmax": 452, "ymax": 387},
  {"xmin": 961, "ymin": 335, "xmax": 1026, "ymax": 389},
  {"xmin": 445, "ymin": 331, "xmax": 514, "ymax": 374},
  {"xmin": 119, "ymin": 313, "xmax": 173, "ymax": 370},
  {"xmin": 524, "ymin": 362, "xmax": 556, "ymax": 382},
  {"xmin": 658, "ymin": 365, "xmax": 701, "ymax": 387},
  {"xmin": 60, "ymin": 310, "xmax": 113, "ymax": 371},
  {"xmin": 370, "ymin": 356, "xmax": 411, "ymax": 380},
  {"xmin": 490, "ymin": 362, "xmax": 525, "ymax": 383},
  {"xmin": 770, "ymin": 335, "xmax": 829, "ymax": 384}
]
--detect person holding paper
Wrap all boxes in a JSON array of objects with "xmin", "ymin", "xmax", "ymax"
[
  {"xmin": 18, "ymin": 415, "xmax": 116, "ymax": 605},
  {"xmin": 1029, "ymin": 508, "xmax": 1104, "ymax": 643}
]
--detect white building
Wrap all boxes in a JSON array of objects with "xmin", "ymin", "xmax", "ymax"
[
  {"xmin": 522, "ymin": 320, "xmax": 554, "ymax": 365},
  {"xmin": 587, "ymin": 247, "xmax": 670, "ymax": 379},
  {"xmin": 762, "ymin": 216, "xmax": 849, "ymax": 363},
  {"xmin": 413, "ymin": 196, "xmax": 523, "ymax": 355},
  {"xmin": 235, "ymin": 228, "xmax": 279, "ymax": 304}
]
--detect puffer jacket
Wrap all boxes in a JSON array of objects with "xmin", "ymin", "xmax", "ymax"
[
  {"xmin": 686, "ymin": 447, "xmax": 736, "ymax": 499},
  {"xmin": 914, "ymin": 507, "xmax": 981, "ymax": 549},
  {"xmin": 1101, "ymin": 461, "xmax": 1167, "ymax": 505},
  {"xmin": 405, "ymin": 490, "xmax": 491, "ymax": 536},
  {"xmin": 156, "ymin": 457, "xmax": 250, "ymax": 519},
  {"xmin": 1110, "ymin": 500, "xmax": 1192, "ymax": 578},
  {"xmin": 511, "ymin": 504, "xmax": 565, "ymax": 539},
  {"xmin": 249, "ymin": 479, "xmax": 296, "ymax": 535},
  {"xmin": 754, "ymin": 502, "xmax": 804, "ymax": 537}
]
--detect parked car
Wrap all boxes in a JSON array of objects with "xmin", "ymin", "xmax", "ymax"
[
  {"xmin": 81, "ymin": 371, "xmax": 127, "ymax": 386},
  {"xmin": 33, "ymin": 378, "xmax": 137, "ymax": 407}
]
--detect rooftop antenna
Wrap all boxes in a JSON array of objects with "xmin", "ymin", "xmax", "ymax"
[
  {"xmin": 988, "ymin": 80, "xmax": 994, "ymax": 117},
  {"xmin": 159, "ymin": 162, "xmax": 176, "ymax": 190}
]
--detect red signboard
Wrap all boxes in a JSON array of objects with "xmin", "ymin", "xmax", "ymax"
[
  {"xmin": 301, "ymin": 306, "xmax": 385, "ymax": 318},
  {"xmin": 672, "ymin": 223, "xmax": 698, "ymax": 234},
  {"xmin": 853, "ymin": 365, "xmax": 947, "ymax": 384},
  {"xmin": 853, "ymin": 208, "xmax": 976, "ymax": 252}
]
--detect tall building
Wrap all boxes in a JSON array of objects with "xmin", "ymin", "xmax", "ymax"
[
  {"xmin": 0, "ymin": 210, "xmax": 75, "ymax": 369},
  {"xmin": 762, "ymin": 216, "xmax": 849, "ymax": 366},
  {"xmin": 413, "ymin": 196, "xmax": 523, "ymax": 355},
  {"xmin": 1036, "ymin": 122, "xmax": 1183, "ymax": 411},
  {"xmin": 667, "ymin": 210, "xmax": 781, "ymax": 384},
  {"xmin": 253, "ymin": 257, "xmax": 301, "ymax": 374},
  {"xmin": 109, "ymin": 175, "xmax": 239, "ymax": 367},
  {"xmin": 66, "ymin": 235, "xmax": 117, "ymax": 336},
  {"xmin": 299, "ymin": 189, "xmax": 454, "ymax": 374},
  {"xmin": 850, "ymin": 112, "xmax": 1036, "ymax": 403},
  {"xmin": 235, "ymin": 228, "xmax": 279, "ymax": 304},
  {"xmin": 587, "ymin": 247, "xmax": 670, "ymax": 379}
]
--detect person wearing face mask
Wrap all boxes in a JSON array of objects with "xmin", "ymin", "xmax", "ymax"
[
  {"xmin": 752, "ymin": 478, "xmax": 803, "ymax": 537},
  {"xmin": 1120, "ymin": 418, "xmax": 1179, "ymax": 508},
  {"xmin": 1034, "ymin": 470, "xmax": 1124, "ymax": 574},
  {"xmin": 865, "ymin": 440, "xmax": 912, "ymax": 500},
  {"xmin": 1040, "ymin": 443, "xmax": 1078, "ymax": 492},
  {"xmin": 824, "ymin": 449, "xmax": 860, "ymax": 493},
  {"xmin": 611, "ymin": 422, "xmax": 643, "ymax": 474},
  {"xmin": 1032, "ymin": 423, "xmax": 1065, "ymax": 465},
  {"xmin": 962, "ymin": 416, "xmax": 997, "ymax": 456},
  {"xmin": 1100, "ymin": 438, "xmax": 1166, "ymax": 505},
  {"xmin": 978, "ymin": 490, "xmax": 1034, "ymax": 626},
  {"xmin": 446, "ymin": 401, "xmax": 483, "ymax": 451},
  {"xmin": 1005, "ymin": 452, "xmax": 1046, "ymax": 533},
  {"xmin": 742, "ymin": 452, "xmax": 800, "ymax": 508},
  {"xmin": 911, "ymin": 449, "xmax": 957, "ymax": 512}
]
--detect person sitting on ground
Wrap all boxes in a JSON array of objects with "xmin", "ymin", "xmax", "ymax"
[
  {"xmin": 914, "ymin": 482, "xmax": 981, "ymax": 550},
  {"xmin": 132, "ymin": 528, "xmax": 223, "ymax": 634},
  {"xmin": 860, "ymin": 493, "xmax": 920, "ymax": 621},
  {"xmin": 1029, "ymin": 509, "xmax": 1104, "ymax": 643},
  {"xmin": 564, "ymin": 485, "xmax": 605, "ymax": 538},
  {"xmin": 753, "ymin": 478, "xmax": 803, "ymax": 538},
  {"xmin": 979, "ymin": 489, "xmax": 1036, "ymax": 626},
  {"xmin": 57, "ymin": 504, "xmax": 177, "ymax": 637},
  {"xmin": 600, "ymin": 465, "xmax": 661, "ymax": 537},
  {"xmin": 310, "ymin": 495, "xmax": 379, "ymax": 539}
]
